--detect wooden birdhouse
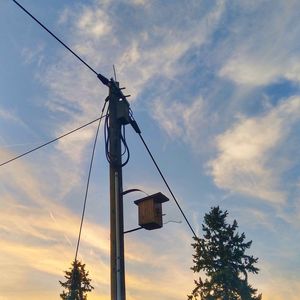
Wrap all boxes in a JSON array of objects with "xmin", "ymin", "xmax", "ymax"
[{"xmin": 134, "ymin": 192, "xmax": 169, "ymax": 230}]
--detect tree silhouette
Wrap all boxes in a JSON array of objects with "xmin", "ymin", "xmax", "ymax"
[
  {"xmin": 188, "ymin": 206, "xmax": 262, "ymax": 300},
  {"xmin": 59, "ymin": 260, "xmax": 94, "ymax": 300}
]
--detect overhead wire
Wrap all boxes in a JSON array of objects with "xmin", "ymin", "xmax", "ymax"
[
  {"xmin": 12, "ymin": 0, "xmax": 97, "ymax": 75},
  {"xmin": 74, "ymin": 101, "xmax": 107, "ymax": 261},
  {"xmin": 127, "ymin": 109, "xmax": 198, "ymax": 237},
  {"xmin": 138, "ymin": 133, "xmax": 198, "ymax": 238},
  {"xmin": 128, "ymin": 111, "xmax": 198, "ymax": 238},
  {"xmin": 12, "ymin": 0, "xmax": 196, "ymax": 241},
  {"xmin": 104, "ymin": 113, "xmax": 130, "ymax": 167},
  {"xmin": 120, "ymin": 125, "xmax": 130, "ymax": 166},
  {"xmin": 0, "ymin": 116, "xmax": 106, "ymax": 167},
  {"xmin": 12, "ymin": 0, "xmax": 110, "ymax": 86}
]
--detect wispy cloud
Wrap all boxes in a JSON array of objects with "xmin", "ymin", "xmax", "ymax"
[
  {"xmin": 0, "ymin": 147, "xmax": 195, "ymax": 299},
  {"xmin": 0, "ymin": 108, "xmax": 25, "ymax": 126},
  {"xmin": 3, "ymin": 0, "xmax": 300, "ymax": 299},
  {"xmin": 76, "ymin": 6, "xmax": 112, "ymax": 39},
  {"xmin": 21, "ymin": 43, "xmax": 45, "ymax": 66},
  {"xmin": 218, "ymin": 1, "xmax": 300, "ymax": 87},
  {"xmin": 255, "ymin": 260, "xmax": 300, "ymax": 300},
  {"xmin": 28, "ymin": 0, "xmax": 228, "ymax": 196},
  {"xmin": 152, "ymin": 97, "xmax": 204, "ymax": 145},
  {"xmin": 208, "ymin": 96, "xmax": 300, "ymax": 203}
]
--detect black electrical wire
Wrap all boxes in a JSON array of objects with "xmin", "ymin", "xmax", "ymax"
[
  {"xmin": 121, "ymin": 188, "xmax": 149, "ymax": 196},
  {"xmin": 74, "ymin": 101, "xmax": 107, "ymax": 261},
  {"xmin": 121, "ymin": 125, "xmax": 127, "ymax": 156},
  {"xmin": 12, "ymin": 0, "xmax": 110, "ymax": 86},
  {"xmin": 0, "ymin": 116, "xmax": 106, "ymax": 167},
  {"xmin": 13, "ymin": 0, "xmax": 195, "ymax": 240},
  {"xmin": 138, "ymin": 133, "xmax": 198, "ymax": 239},
  {"xmin": 128, "ymin": 109, "xmax": 197, "ymax": 237},
  {"xmin": 104, "ymin": 113, "xmax": 111, "ymax": 163},
  {"xmin": 104, "ymin": 113, "xmax": 130, "ymax": 167},
  {"xmin": 123, "ymin": 227, "xmax": 142, "ymax": 234},
  {"xmin": 120, "ymin": 127, "xmax": 130, "ymax": 166}
]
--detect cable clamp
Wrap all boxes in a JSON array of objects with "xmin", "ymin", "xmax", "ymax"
[{"xmin": 97, "ymin": 73, "xmax": 110, "ymax": 86}]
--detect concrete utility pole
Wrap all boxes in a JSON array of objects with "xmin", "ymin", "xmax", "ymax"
[{"xmin": 107, "ymin": 79, "xmax": 129, "ymax": 300}]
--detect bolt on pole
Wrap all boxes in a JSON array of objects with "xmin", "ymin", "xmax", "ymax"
[{"xmin": 108, "ymin": 80, "xmax": 126, "ymax": 300}]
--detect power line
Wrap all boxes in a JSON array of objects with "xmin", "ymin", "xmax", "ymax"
[
  {"xmin": 75, "ymin": 101, "xmax": 107, "ymax": 261},
  {"xmin": 0, "ymin": 116, "xmax": 106, "ymax": 167},
  {"xmin": 138, "ymin": 133, "xmax": 198, "ymax": 239},
  {"xmin": 13, "ymin": 0, "xmax": 197, "ymax": 252},
  {"xmin": 12, "ymin": 0, "xmax": 109, "ymax": 86}
]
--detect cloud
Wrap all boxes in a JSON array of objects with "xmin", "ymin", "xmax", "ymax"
[
  {"xmin": 115, "ymin": 0, "xmax": 225, "ymax": 94},
  {"xmin": 21, "ymin": 43, "xmax": 45, "ymax": 66},
  {"xmin": 0, "ymin": 108, "xmax": 26, "ymax": 126},
  {"xmin": 208, "ymin": 96, "xmax": 300, "ymax": 203},
  {"xmin": 0, "ymin": 109, "xmax": 18, "ymax": 122},
  {"xmin": 5, "ymin": 1, "xmax": 300, "ymax": 299},
  {"xmin": 129, "ymin": 0, "xmax": 148, "ymax": 6},
  {"xmin": 0, "ymin": 147, "xmax": 195, "ymax": 299},
  {"xmin": 76, "ymin": 5, "xmax": 112, "ymax": 39},
  {"xmin": 218, "ymin": 1, "xmax": 300, "ymax": 86},
  {"xmin": 219, "ymin": 56, "xmax": 280, "ymax": 86},
  {"xmin": 219, "ymin": 53, "xmax": 300, "ymax": 87},
  {"xmin": 152, "ymin": 97, "xmax": 204, "ymax": 142},
  {"xmin": 0, "ymin": 151, "xmax": 110, "ymax": 252},
  {"xmin": 231, "ymin": 206, "xmax": 276, "ymax": 232},
  {"xmin": 255, "ymin": 260, "xmax": 300, "ymax": 300},
  {"xmin": 29, "ymin": 0, "xmax": 227, "ymax": 181}
]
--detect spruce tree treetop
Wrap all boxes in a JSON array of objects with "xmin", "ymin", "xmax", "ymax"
[
  {"xmin": 59, "ymin": 259, "xmax": 94, "ymax": 300},
  {"xmin": 188, "ymin": 206, "xmax": 262, "ymax": 300}
]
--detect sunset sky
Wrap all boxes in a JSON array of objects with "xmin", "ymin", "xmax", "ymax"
[{"xmin": 0, "ymin": 0, "xmax": 300, "ymax": 299}]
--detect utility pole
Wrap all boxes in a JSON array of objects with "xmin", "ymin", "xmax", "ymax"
[
  {"xmin": 11, "ymin": 2, "xmax": 172, "ymax": 299},
  {"xmin": 107, "ymin": 79, "xmax": 129, "ymax": 300}
]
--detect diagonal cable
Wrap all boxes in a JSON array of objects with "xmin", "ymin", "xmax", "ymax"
[
  {"xmin": 138, "ymin": 133, "xmax": 198, "ymax": 239},
  {"xmin": 0, "ymin": 116, "xmax": 106, "ymax": 167},
  {"xmin": 12, "ymin": 0, "xmax": 97, "ymax": 75},
  {"xmin": 74, "ymin": 101, "xmax": 107, "ymax": 260},
  {"xmin": 12, "ymin": 0, "xmax": 110, "ymax": 85}
]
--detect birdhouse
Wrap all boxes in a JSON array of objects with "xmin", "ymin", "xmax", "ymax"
[{"xmin": 134, "ymin": 192, "xmax": 169, "ymax": 230}]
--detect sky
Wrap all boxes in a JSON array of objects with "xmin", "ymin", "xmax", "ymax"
[{"xmin": 0, "ymin": 0, "xmax": 300, "ymax": 299}]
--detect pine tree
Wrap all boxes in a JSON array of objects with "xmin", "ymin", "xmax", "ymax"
[
  {"xmin": 59, "ymin": 260, "xmax": 94, "ymax": 300},
  {"xmin": 188, "ymin": 207, "xmax": 262, "ymax": 300}
]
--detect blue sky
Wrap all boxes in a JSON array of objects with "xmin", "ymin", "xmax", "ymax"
[{"xmin": 0, "ymin": 0, "xmax": 300, "ymax": 299}]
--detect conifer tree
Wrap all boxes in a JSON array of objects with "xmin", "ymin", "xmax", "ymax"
[
  {"xmin": 188, "ymin": 206, "xmax": 262, "ymax": 300},
  {"xmin": 59, "ymin": 260, "xmax": 94, "ymax": 300}
]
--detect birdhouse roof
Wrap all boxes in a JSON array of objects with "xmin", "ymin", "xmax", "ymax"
[{"xmin": 134, "ymin": 192, "xmax": 169, "ymax": 205}]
